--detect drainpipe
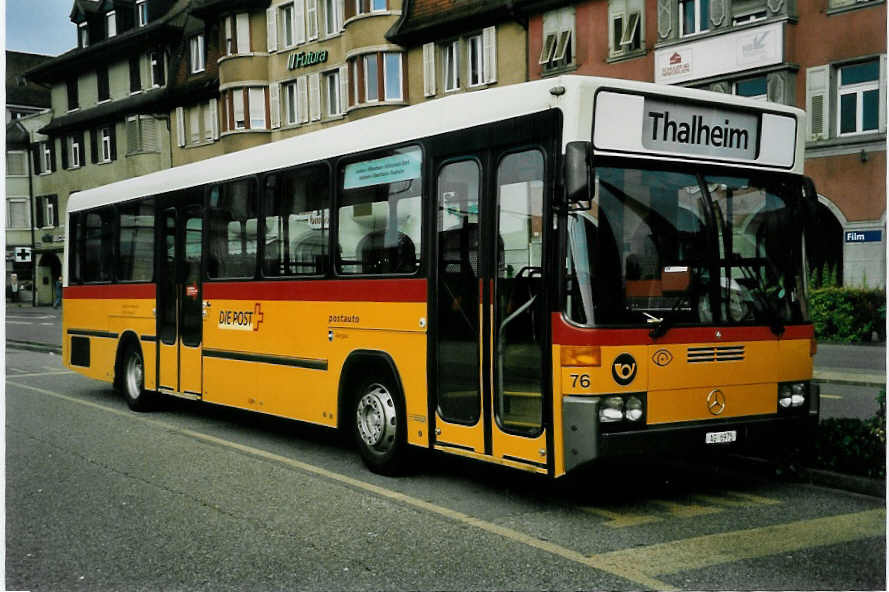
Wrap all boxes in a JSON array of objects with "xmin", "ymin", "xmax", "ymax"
[{"xmin": 27, "ymin": 137, "xmax": 37, "ymax": 307}]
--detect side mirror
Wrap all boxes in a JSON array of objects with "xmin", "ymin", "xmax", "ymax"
[
  {"xmin": 800, "ymin": 176, "xmax": 819, "ymax": 227},
  {"xmin": 565, "ymin": 141, "xmax": 593, "ymax": 211}
]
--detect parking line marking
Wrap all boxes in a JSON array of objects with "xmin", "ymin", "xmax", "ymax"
[
  {"xmin": 6, "ymin": 380, "xmax": 675, "ymax": 591},
  {"xmin": 579, "ymin": 506, "xmax": 662, "ymax": 528},
  {"xmin": 723, "ymin": 491, "xmax": 782, "ymax": 506},
  {"xmin": 7, "ymin": 368, "xmax": 28, "ymax": 374},
  {"xmin": 591, "ymin": 508, "xmax": 885, "ymax": 577},
  {"xmin": 820, "ymin": 394, "xmax": 843, "ymax": 400},
  {"xmin": 651, "ymin": 499, "xmax": 722, "ymax": 518},
  {"xmin": 6, "ymin": 371, "xmax": 74, "ymax": 378}
]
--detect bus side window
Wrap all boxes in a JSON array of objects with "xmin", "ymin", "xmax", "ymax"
[
  {"xmin": 207, "ymin": 179, "xmax": 258, "ymax": 279},
  {"xmin": 82, "ymin": 207, "xmax": 115, "ymax": 282},
  {"xmin": 117, "ymin": 199, "xmax": 155, "ymax": 282},
  {"xmin": 337, "ymin": 145, "xmax": 423, "ymax": 275},
  {"xmin": 262, "ymin": 165, "xmax": 330, "ymax": 277},
  {"xmin": 68, "ymin": 212, "xmax": 81, "ymax": 284}
]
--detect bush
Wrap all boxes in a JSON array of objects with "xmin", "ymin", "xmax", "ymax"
[
  {"xmin": 811, "ymin": 391, "xmax": 886, "ymax": 479},
  {"xmin": 808, "ymin": 287, "xmax": 886, "ymax": 343}
]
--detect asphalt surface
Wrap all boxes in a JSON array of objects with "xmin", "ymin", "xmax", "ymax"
[{"xmin": 5, "ymin": 349, "xmax": 886, "ymax": 591}]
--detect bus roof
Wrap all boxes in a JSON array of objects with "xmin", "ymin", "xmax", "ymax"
[{"xmin": 67, "ymin": 75, "xmax": 806, "ymax": 213}]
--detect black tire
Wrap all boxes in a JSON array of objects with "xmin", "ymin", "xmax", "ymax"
[
  {"xmin": 352, "ymin": 377, "xmax": 409, "ymax": 475},
  {"xmin": 120, "ymin": 343, "xmax": 155, "ymax": 412}
]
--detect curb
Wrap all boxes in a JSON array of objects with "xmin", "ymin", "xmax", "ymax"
[
  {"xmin": 6, "ymin": 340, "xmax": 62, "ymax": 355},
  {"xmin": 814, "ymin": 377, "xmax": 886, "ymax": 387},
  {"xmin": 800, "ymin": 467, "xmax": 886, "ymax": 498}
]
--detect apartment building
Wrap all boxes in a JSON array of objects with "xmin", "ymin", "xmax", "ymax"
[{"xmin": 521, "ymin": 0, "xmax": 886, "ymax": 287}]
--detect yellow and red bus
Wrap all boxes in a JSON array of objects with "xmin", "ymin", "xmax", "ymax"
[{"xmin": 63, "ymin": 76, "xmax": 819, "ymax": 476}]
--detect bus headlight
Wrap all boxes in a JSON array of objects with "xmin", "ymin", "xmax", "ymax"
[
  {"xmin": 597, "ymin": 394, "xmax": 646, "ymax": 427},
  {"xmin": 778, "ymin": 381, "xmax": 808, "ymax": 411}
]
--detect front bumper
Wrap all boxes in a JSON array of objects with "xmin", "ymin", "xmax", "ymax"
[{"xmin": 562, "ymin": 394, "xmax": 818, "ymax": 473}]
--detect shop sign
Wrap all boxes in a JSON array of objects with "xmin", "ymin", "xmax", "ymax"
[
  {"xmin": 288, "ymin": 50, "xmax": 328, "ymax": 70},
  {"xmin": 13, "ymin": 247, "xmax": 32, "ymax": 263},
  {"xmin": 844, "ymin": 230, "xmax": 882, "ymax": 243}
]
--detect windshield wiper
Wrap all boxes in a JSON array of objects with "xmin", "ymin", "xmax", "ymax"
[
  {"xmin": 734, "ymin": 257, "xmax": 785, "ymax": 336},
  {"xmin": 648, "ymin": 295, "xmax": 688, "ymax": 339}
]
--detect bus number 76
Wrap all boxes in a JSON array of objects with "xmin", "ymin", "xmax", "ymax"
[{"xmin": 570, "ymin": 374, "xmax": 591, "ymax": 389}]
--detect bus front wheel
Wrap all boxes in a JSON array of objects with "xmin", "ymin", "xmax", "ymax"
[
  {"xmin": 121, "ymin": 344, "xmax": 154, "ymax": 412},
  {"xmin": 352, "ymin": 378, "xmax": 408, "ymax": 475}
]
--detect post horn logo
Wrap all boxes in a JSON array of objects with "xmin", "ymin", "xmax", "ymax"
[
  {"xmin": 652, "ymin": 349, "xmax": 673, "ymax": 367},
  {"xmin": 706, "ymin": 389, "xmax": 726, "ymax": 415},
  {"xmin": 612, "ymin": 353, "xmax": 637, "ymax": 386}
]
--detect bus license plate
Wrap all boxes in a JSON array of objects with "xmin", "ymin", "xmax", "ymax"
[{"xmin": 705, "ymin": 430, "xmax": 737, "ymax": 444}]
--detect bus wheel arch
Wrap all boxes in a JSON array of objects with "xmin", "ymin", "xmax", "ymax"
[
  {"xmin": 114, "ymin": 332, "xmax": 155, "ymax": 412},
  {"xmin": 338, "ymin": 350, "xmax": 410, "ymax": 475}
]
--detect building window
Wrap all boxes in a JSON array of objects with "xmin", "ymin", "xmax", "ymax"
[
  {"xmin": 325, "ymin": 0, "xmax": 342, "ymax": 35},
  {"xmin": 6, "ymin": 151, "xmax": 27, "ymax": 176},
  {"xmin": 101, "ymin": 127, "xmax": 113, "ymax": 162},
  {"xmin": 67, "ymin": 79, "xmax": 79, "ymax": 111},
  {"xmin": 225, "ymin": 13, "xmax": 251, "ymax": 54},
  {"xmin": 203, "ymin": 101, "xmax": 216, "ymax": 141},
  {"xmin": 150, "ymin": 51, "xmax": 165, "ymax": 87},
  {"xmin": 541, "ymin": 8, "xmax": 575, "ymax": 70},
  {"xmin": 280, "ymin": 3, "xmax": 295, "ymax": 46},
  {"xmin": 734, "ymin": 76, "xmax": 767, "ymax": 101},
  {"xmin": 69, "ymin": 135, "xmax": 82, "ymax": 168},
  {"xmin": 97, "ymin": 67, "xmax": 110, "ymax": 101},
  {"xmin": 37, "ymin": 195, "xmax": 58, "ymax": 228},
  {"xmin": 249, "ymin": 87, "xmax": 267, "ymax": 129},
  {"xmin": 608, "ymin": 0, "xmax": 642, "ymax": 58},
  {"xmin": 7, "ymin": 199, "xmax": 30, "ymax": 229},
  {"xmin": 42, "ymin": 142, "xmax": 53, "ymax": 173},
  {"xmin": 127, "ymin": 116, "xmax": 158, "ymax": 154},
  {"xmin": 443, "ymin": 40, "xmax": 460, "ymax": 91},
  {"xmin": 828, "ymin": 0, "xmax": 879, "ymax": 8},
  {"xmin": 284, "ymin": 81, "xmax": 299, "ymax": 124},
  {"xmin": 467, "ymin": 34, "xmax": 484, "ymax": 86},
  {"xmin": 233, "ymin": 89, "xmax": 246, "ymax": 129},
  {"xmin": 137, "ymin": 0, "xmax": 148, "ymax": 26},
  {"xmin": 838, "ymin": 60, "xmax": 880, "ymax": 136},
  {"xmin": 679, "ymin": 0, "xmax": 709, "ymax": 37},
  {"xmin": 356, "ymin": 0, "xmax": 386, "ymax": 14},
  {"xmin": 732, "ymin": 10, "xmax": 766, "ymax": 26},
  {"xmin": 106, "ymin": 11, "xmax": 117, "ymax": 37},
  {"xmin": 324, "ymin": 69, "xmax": 342, "ymax": 116},
  {"xmin": 384, "ymin": 53, "xmax": 402, "ymax": 100},
  {"xmin": 129, "ymin": 56, "xmax": 141, "ymax": 93},
  {"xmin": 190, "ymin": 34, "xmax": 205, "ymax": 73},
  {"xmin": 189, "ymin": 107, "xmax": 201, "ymax": 145},
  {"xmin": 364, "ymin": 54, "xmax": 379, "ymax": 102},
  {"xmin": 78, "ymin": 22, "xmax": 89, "ymax": 48}
]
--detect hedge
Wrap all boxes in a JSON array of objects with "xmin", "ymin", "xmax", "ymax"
[
  {"xmin": 810, "ymin": 391, "xmax": 886, "ymax": 479},
  {"xmin": 808, "ymin": 287, "xmax": 885, "ymax": 343}
]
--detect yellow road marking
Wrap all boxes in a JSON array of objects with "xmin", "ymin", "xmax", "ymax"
[
  {"xmin": 652, "ymin": 499, "xmax": 722, "ymax": 518},
  {"xmin": 722, "ymin": 491, "xmax": 782, "ymax": 506},
  {"xmin": 592, "ymin": 508, "xmax": 885, "ymax": 577},
  {"xmin": 6, "ymin": 371, "xmax": 75, "ymax": 378},
  {"xmin": 579, "ymin": 506, "xmax": 662, "ymax": 528},
  {"xmin": 6, "ymin": 380, "xmax": 675, "ymax": 591},
  {"xmin": 9, "ymin": 380, "xmax": 883, "ymax": 590},
  {"xmin": 820, "ymin": 394, "xmax": 843, "ymax": 400}
]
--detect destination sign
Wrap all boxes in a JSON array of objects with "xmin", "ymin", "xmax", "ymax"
[
  {"xmin": 642, "ymin": 99, "xmax": 758, "ymax": 160},
  {"xmin": 343, "ymin": 151, "xmax": 422, "ymax": 190}
]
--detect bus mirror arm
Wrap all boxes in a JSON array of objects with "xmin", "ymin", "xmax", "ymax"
[
  {"xmin": 564, "ymin": 142, "xmax": 593, "ymax": 212},
  {"xmin": 800, "ymin": 176, "xmax": 819, "ymax": 231}
]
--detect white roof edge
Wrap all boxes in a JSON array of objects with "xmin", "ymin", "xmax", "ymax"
[{"xmin": 67, "ymin": 75, "xmax": 806, "ymax": 212}]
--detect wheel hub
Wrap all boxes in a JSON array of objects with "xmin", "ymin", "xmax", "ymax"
[
  {"xmin": 126, "ymin": 353, "xmax": 143, "ymax": 398},
  {"xmin": 356, "ymin": 384, "xmax": 397, "ymax": 451}
]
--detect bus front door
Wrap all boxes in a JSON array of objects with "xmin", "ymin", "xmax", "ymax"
[
  {"xmin": 157, "ymin": 194, "xmax": 203, "ymax": 398},
  {"xmin": 433, "ymin": 149, "xmax": 550, "ymax": 473}
]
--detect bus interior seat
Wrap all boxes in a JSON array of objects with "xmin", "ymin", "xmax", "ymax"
[{"xmin": 357, "ymin": 230, "xmax": 416, "ymax": 274}]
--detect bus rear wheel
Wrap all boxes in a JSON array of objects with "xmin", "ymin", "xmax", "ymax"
[
  {"xmin": 121, "ymin": 344, "xmax": 154, "ymax": 412},
  {"xmin": 352, "ymin": 379, "xmax": 408, "ymax": 475}
]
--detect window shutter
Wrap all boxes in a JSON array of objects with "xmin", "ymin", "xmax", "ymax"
[
  {"xmin": 269, "ymin": 82, "xmax": 281, "ymax": 128},
  {"xmin": 61, "ymin": 137, "xmax": 70, "ymax": 169},
  {"xmin": 307, "ymin": 0, "xmax": 318, "ymax": 40},
  {"xmin": 142, "ymin": 117, "xmax": 157, "ymax": 151},
  {"xmin": 158, "ymin": 51, "xmax": 166, "ymax": 86},
  {"xmin": 423, "ymin": 42, "xmax": 436, "ymax": 97},
  {"xmin": 31, "ymin": 143, "xmax": 41, "ymax": 173},
  {"xmin": 209, "ymin": 98, "xmax": 220, "ymax": 139},
  {"xmin": 127, "ymin": 118, "xmax": 139, "ymax": 153},
  {"xmin": 176, "ymin": 106, "xmax": 186, "ymax": 147},
  {"xmin": 298, "ymin": 75, "xmax": 309, "ymax": 123},
  {"xmin": 483, "ymin": 26, "xmax": 497, "ymax": 84},
  {"xmin": 49, "ymin": 139, "xmax": 57, "ymax": 172},
  {"xmin": 267, "ymin": 7, "xmax": 278, "ymax": 52},
  {"xmin": 236, "ymin": 13, "xmax": 251, "ymax": 53},
  {"xmin": 51, "ymin": 196, "xmax": 59, "ymax": 226},
  {"xmin": 309, "ymin": 73, "xmax": 321, "ymax": 121},
  {"xmin": 90, "ymin": 129, "xmax": 98, "ymax": 163},
  {"xmin": 294, "ymin": 0, "xmax": 306, "ymax": 44},
  {"xmin": 35, "ymin": 197, "xmax": 45, "ymax": 228},
  {"xmin": 337, "ymin": 0, "xmax": 345, "ymax": 29},
  {"xmin": 879, "ymin": 54, "xmax": 887, "ymax": 133},
  {"xmin": 657, "ymin": 0, "xmax": 672, "ymax": 39},
  {"xmin": 339, "ymin": 64, "xmax": 348, "ymax": 114},
  {"xmin": 805, "ymin": 65, "xmax": 830, "ymax": 141}
]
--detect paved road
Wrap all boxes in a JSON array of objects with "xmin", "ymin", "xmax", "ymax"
[{"xmin": 5, "ymin": 349, "xmax": 886, "ymax": 591}]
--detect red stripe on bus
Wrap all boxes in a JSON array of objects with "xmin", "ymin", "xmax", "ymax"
[
  {"xmin": 64, "ymin": 284, "xmax": 156, "ymax": 299},
  {"xmin": 203, "ymin": 278, "xmax": 428, "ymax": 302},
  {"xmin": 552, "ymin": 313, "xmax": 814, "ymax": 346}
]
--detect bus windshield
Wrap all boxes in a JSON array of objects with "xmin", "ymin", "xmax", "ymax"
[{"xmin": 565, "ymin": 163, "xmax": 809, "ymax": 331}]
